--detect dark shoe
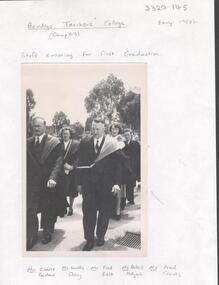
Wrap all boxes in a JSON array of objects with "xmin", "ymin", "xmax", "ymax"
[
  {"xmin": 67, "ymin": 209, "xmax": 73, "ymax": 216},
  {"xmin": 96, "ymin": 237, "xmax": 105, "ymax": 246},
  {"xmin": 120, "ymin": 199, "xmax": 126, "ymax": 210},
  {"xmin": 82, "ymin": 241, "xmax": 94, "ymax": 251},
  {"xmin": 111, "ymin": 214, "xmax": 121, "ymax": 221},
  {"xmin": 26, "ymin": 234, "xmax": 38, "ymax": 250},
  {"xmin": 59, "ymin": 208, "xmax": 67, "ymax": 218},
  {"xmin": 113, "ymin": 214, "xmax": 121, "ymax": 221},
  {"xmin": 41, "ymin": 233, "xmax": 52, "ymax": 244},
  {"xmin": 128, "ymin": 200, "xmax": 135, "ymax": 205}
]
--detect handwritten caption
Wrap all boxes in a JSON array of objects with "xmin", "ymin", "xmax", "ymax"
[
  {"xmin": 21, "ymin": 49, "xmax": 160, "ymax": 61},
  {"xmin": 27, "ymin": 19, "xmax": 125, "ymax": 40},
  {"xmin": 25, "ymin": 3, "xmax": 198, "ymax": 40},
  {"xmin": 26, "ymin": 263, "xmax": 182, "ymax": 280}
]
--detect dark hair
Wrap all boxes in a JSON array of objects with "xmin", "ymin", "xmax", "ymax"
[
  {"xmin": 123, "ymin": 128, "xmax": 132, "ymax": 134},
  {"xmin": 60, "ymin": 127, "xmax": 74, "ymax": 139},
  {"xmin": 109, "ymin": 123, "xmax": 122, "ymax": 135}
]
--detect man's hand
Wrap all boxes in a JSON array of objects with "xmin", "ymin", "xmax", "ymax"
[
  {"xmin": 77, "ymin": 185, "xmax": 83, "ymax": 195},
  {"xmin": 112, "ymin": 184, "xmax": 120, "ymax": 195},
  {"xmin": 47, "ymin": 179, "xmax": 56, "ymax": 188},
  {"xmin": 64, "ymin": 163, "xmax": 74, "ymax": 171}
]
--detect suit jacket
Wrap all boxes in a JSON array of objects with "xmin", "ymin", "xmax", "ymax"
[
  {"xmin": 123, "ymin": 140, "xmax": 140, "ymax": 181},
  {"xmin": 76, "ymin": 136, "xmax": 124, "ymax": 192},
  {"xmin": 27, "ymin": 134, "xmax": 63, "ymax": 193}
]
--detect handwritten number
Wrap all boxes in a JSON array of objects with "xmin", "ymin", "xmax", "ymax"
[{"xmin": 145, "ymin": 4, "xmax": 188, "ymax": 12}]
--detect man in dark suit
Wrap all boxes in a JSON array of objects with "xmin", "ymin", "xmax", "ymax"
[
  {"xmin": 76, "ymin": 118, "xmax": 124, "ymax": 251},
  {"xmin": 123, "ymin": 128, "xmax": 140, "ymax": 205},
  {"xmin": 26, "ymin": 117, "xmax": 63, "ymax": 249}
]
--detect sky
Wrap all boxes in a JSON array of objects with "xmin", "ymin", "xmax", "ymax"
[{"xmin": 22, "ymin": 63, "xmax": 147, "ymax": 126}]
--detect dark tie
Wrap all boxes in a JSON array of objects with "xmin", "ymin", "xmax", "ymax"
[
  {"xmin": 95, "ymin": 139, "xmax": 99, "ymax": 153},
  {"xmin": 34, "ymin": 136, "xmax": 41, "ymax": 157},
  {"xmin": 35, "ymin": 136, "xmax": 40, "ymax": 146}
]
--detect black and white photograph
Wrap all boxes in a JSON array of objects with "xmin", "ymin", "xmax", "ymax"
[{"xmin": 22, "ymin": 63, "xmax": 147, "ymax": 256}]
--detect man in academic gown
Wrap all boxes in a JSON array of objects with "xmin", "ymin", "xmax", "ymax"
[
  {"xmin": 123, "ymin": 128, "xmax": 141, "ymax": 204},
  {"xmin": 26, "ymin": 117, "xmax": 63, "ymax": 249},
  {"xmin": 76, "ymin": 118, "xmax": 125, "ymax": 251}
]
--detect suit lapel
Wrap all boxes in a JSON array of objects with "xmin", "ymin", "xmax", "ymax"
[{"xmin": 40, "ymin": 135, "xmax": 59, "ymax": 163}]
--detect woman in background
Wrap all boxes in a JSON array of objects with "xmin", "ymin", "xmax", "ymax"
[{"xmin": 58, "ymin": 127, "xmax": 79, "ymax": 216}]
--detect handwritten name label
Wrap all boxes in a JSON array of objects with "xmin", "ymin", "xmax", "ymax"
[
  {"xmin": 38, "ymin": 267, "xmax": 56, "ymax": 278},
  {"xmin": 26, "ymin": 263, "xmax": 182, "ymax": 280},
  {"xmin": 102, "ymin": 265, "xmax": 114, "ymax": 277},
  {"xmin": 122, "ymin": 264, "xmax": 144, "ymax": 279}
]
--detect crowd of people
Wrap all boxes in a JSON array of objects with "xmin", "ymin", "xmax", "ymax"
[{"xmin": 26, "ymin": 117, "xmax": 140, "ymax": 251}]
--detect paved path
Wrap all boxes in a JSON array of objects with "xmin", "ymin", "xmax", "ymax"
[{"xmin": 32, "ymin": 187, "xmax": 141, "ymax": 252}]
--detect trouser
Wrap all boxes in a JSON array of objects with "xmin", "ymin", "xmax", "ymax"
[
  {"xmin": 26, "ymin": 191, "xmax": 40, "ymax": 250},
  {"xmin": 126, "ymin": 178, "xmax": 136, "ymax": 203},
  {"xmin": 111, "ymin": 184, "xmax": 127, "ymax": 216},
  {"xmin": 82, "ymin": 187, "xmax": 112, "ymax": 241},
  {"xmin": 40, "ymin": 190, "xmax": 58, "ymax": 234}
]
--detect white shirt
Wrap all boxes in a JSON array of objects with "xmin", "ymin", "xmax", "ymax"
[
  {"xmin": 35, "ymin": 133, "xmax": 45, "ymax": 144},
  {"xmin": 94, "ymin": 136, "xmax": 103, "ymax": 150},
  {"xmin": 64, "ymin": 140, "xmax": 70, "ymax": 151}
]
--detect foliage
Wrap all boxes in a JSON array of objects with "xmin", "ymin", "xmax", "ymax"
[
  {"xmin": 26, "ymin": 89, "xmax": 36, "ymax": 137},
  {"xmin": 52, "ymin": 111, "xmax": 70, "ymax": 134},
  {"xmin": 118, "ymin": 91, "xmax": 140, "ymax": 131},
  {"xmin": 84, "ymin": 74, "xmax": 125, "ymax": 124}
]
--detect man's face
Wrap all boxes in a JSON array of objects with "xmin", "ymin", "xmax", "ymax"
[
  {"xmin": 62, "ymin": 130, "xmax": 70, "ymax": 142},
  {"xmin": 91, "ymin": 121, "xmax": 105, "ymax": 139},
  {"xmin": 33, "ymin": 119, "xmax": 46, "ymax": 136},
  {"xmin": 124, "ymin": 131, "xmax": 132, "ymax": 142}
]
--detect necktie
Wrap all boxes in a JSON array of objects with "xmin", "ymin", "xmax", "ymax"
[
  {"xmin": 35, "ymin": 136, "xmax": 40, "ymax": 146},
  {"xmin": 34, "ymin": 136, "xmax": 41, "ymax": 157},
  {"xmin": 95, "ymin": 139, "xmax": 99, "ymax": 153}
]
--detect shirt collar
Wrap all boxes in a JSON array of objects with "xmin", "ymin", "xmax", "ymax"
[
  {"xmin": 64, "ymin": 140, "xmax": 70, "ymax": 149},
  {"xmin": 94, "ymin": 136, "xmax": 103, "ymax": 145},
  {"xmin": 35, "ymin": 133, "xmax": 45, "ymax": 143}
]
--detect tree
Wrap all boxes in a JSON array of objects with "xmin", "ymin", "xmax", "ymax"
[
  {"xmin": 85, "ymin": 116, "xmax": 94, "ymax": 131},
  {"xmin": 71, "ymin": 121, "xmax": 84, "ymax": 140},
  {"xmin": 84, "ymin": 73, "xmax": 125, "ymax": 124},
  {"xmin": 118, "ymin": 91, "xmax": 140, "ymax": 131},
  {"xmin": 52, "ymin": 111, "xmax": 70, "ymax": 134},
  {"xmin": 26, "ymin": 89, "xmax": 36, "ymax": 137}
]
